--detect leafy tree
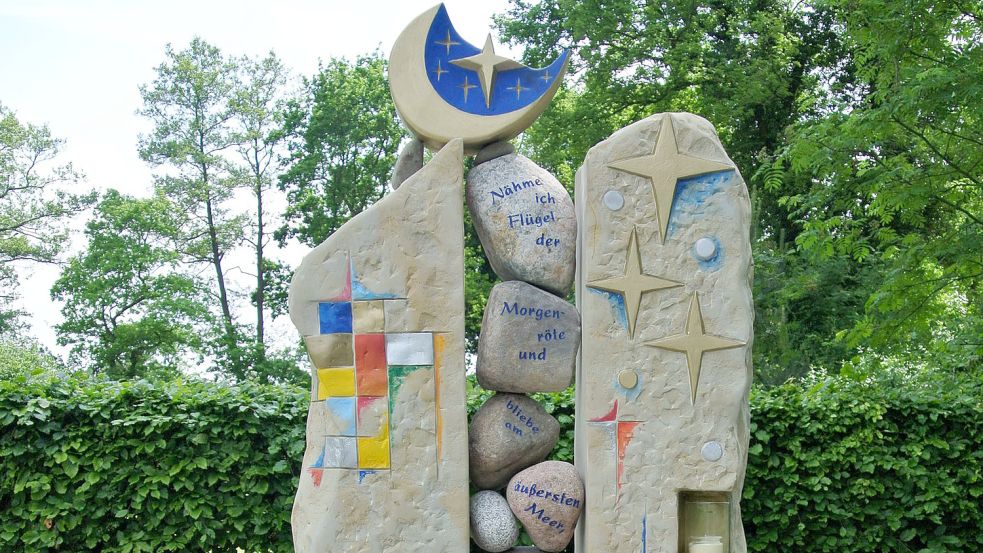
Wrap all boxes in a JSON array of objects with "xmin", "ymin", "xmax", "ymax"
[
  {"xmin": 138, "ymin": 37, "xmax": 245, "ymax": 362},
  {"xmin": 781, "ymin": 0, "xmax": 983, "ymax": 371},
  {"xmin": 496, "ymin": 0, "xmax": 884, "ymax": 380},
  {"xmin": 0, "ymin": 103, "xmax": 92, "ymax": 331},
  {"xmin": 277, "ymin": 52, "xmax": 406, "ymax": 247},
  {"xmin": 51, "ymin": 191, "xmax": 209, "ymax": 380},
  {"xmin": 230, "ymin": 51, "xmax": 290, "ymax": 362}
]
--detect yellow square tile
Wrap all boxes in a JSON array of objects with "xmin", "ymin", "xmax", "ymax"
[
  {"xmin": 353, "ymin": 300, "xmax": 385, "ymax": 333},
  {"xmin": 317, "ymin": 368, "xmax": 355, "ymax": 399},
  {"xmin": 357, "ymin": 433, "xmax": 390, "ymax": 470}
]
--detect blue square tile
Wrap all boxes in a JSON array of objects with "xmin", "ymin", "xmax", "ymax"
[
  {"xmin": 325, "ymin": 396, "xmax": 357, "ymax": 437},
  {"xmin": 319, "ymin": 302, "xmax": 353, "ymax": 334}
]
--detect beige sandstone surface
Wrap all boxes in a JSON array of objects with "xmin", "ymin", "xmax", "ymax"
[
  {"xmin": 289, "ymin": 140, "xmax": 469, "ymax": 552},
  {"xmin": 574, "ymin": 113, "xmax": 753, "ymax": 553}
]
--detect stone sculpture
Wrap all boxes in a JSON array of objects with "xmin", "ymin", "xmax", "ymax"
[
  {"xmin": 289, "ymin": 3, "xmax": 753, "ymax": 552},
  {"xmin": 290, "ymin": 4, "xmax": 584, "ymax": 552},
  {"xmin": 289, "ymin": 141, "xmax": 470, "ymax": 552},
  {"xmin": 574, "ymin": 113, "xmax": 753, "ymax": 553}
]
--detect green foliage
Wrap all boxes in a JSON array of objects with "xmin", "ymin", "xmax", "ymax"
[
  {"xmin": 0, "ymin": 370, "xmax": 307, "ymax": 552},
  {"xmin": 1, "ymin": 371, "xmax": 980, "ymax": 551},
  {"xmin": 781, "ymin": 0, "xmax": 983, "ymax": 368},
  {"xmin": 0, "ymin": 102, "xmax": 93, "ymax": 332},
  {"xmin": 496, "ymin": 0, "xmax": 873, "ymax": 380},
  {"xmin": 51, "ymin": 191, "xmax": 209, "ymax": 380},
  {"xmin": 277, "ymin": 52, "xmax": 406, "ymax": 247},
  {"xmin": 745, "ymin": 372, "xmax": 983, "ymax": 552}
]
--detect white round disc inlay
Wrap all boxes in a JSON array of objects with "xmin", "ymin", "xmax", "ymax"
[
  {"xmin": 602, "ymin": 190, "xmax": 625, "ymax": 211},
  {"xmin": 701, "ymin": 441, "xmax": 724, "ymax": 462},
  {"xmin": 694, "ymin": 237, "xmax": 717, "ymax": 260}
]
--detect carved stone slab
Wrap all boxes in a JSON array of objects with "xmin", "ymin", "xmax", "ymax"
[
  {"xmin": 289, "ymin": 140, "xmax": 469, "ymax": 552},
  {"xmin": 574, "ymin": 113, "xmax": 753, "ymax": 553}
]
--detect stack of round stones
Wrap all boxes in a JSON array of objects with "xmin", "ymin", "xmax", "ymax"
[{"xmin": 466, "ymin": 143, "xmax": 585, "ymax": 553}]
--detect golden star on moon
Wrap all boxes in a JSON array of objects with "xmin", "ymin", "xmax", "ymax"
[
  {"xmin": 607, "ymin": 115, "xmax": 733, "ymax": 244},
  {"xmin": 435, "ymin": 29, "xmax": 460, "ymax": 55},
  {"xmin": 588, "ymin": 227, "xmax": 682, "ymax": 340},
  {"xmin": 507, "ymin": 78, "xmax": 527, "ymax": 99},
  {"xmin": 450, "ymin": 34, "xmax": 522, "ymax": 108},
  {"xmin": 458, "ymin": 75, "xmax": 477, "ymax": 103},
  {"xmin": 645, "ymin": 293, "xmax": 745, "ymax": 403}
]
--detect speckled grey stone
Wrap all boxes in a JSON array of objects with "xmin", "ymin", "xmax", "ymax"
[
  {"xmin": 507, "ymin": 461, "xmax": 584, "ymax": 552},
  {"xmin": 475, "ymin": 140, "xmax": 516, "ymax": 165},
  {"xmin": 469, "ymin": 393, "xmax": 560, "ymax": 490},
  {"xmin": 471, "ymin": 490, "xmax": 521, "ymax": 552},
  {"xmin": 477, "ymin": 281, "xmax": 581, "ymax": 393},
  {"xmin": 467, "ymin": 154, "xmax": 577, "ymax": 296},
  {"xmin": 390, "ymin": 138, "xmax": 424, "ymax": 190}
]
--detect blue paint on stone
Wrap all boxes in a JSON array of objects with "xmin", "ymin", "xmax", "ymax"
[
  {"xmin": 319, "ymin": 301, "xmax": 353, "ymax": 334},
  {"xmin": 589, "ymin": 287, "xmax": 628, "ymax": 330},
  {"xmin": 424, "ymin": 4, "xmax": 568, "ymax": 116},
  {"xmin": 358, "ymin": 470, "xmax": 377, "ymax": 483},
  {"xmin": 325, "ymin": 397, "xmax": 357, "ymax": 436},
  {"xmin": 350, "ymin": 266, "xmax": 399, "ymax": 301},
  {"xmin": 667, "ymin": 170, "xmax": 735, "ymax": 237}
]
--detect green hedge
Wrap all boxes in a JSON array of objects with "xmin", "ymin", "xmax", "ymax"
[
  {"xmin": 0, "ymin": 368, "xmax": 307, "ymax": 552},
  {"xmin": 1, "ymin": 365, "xmax": 980, "ymax": 552}
]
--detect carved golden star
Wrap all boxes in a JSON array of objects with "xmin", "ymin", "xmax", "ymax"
[
  {"xmin": 645, "ymin": 293, "xmax": 745, "ymax": 403},
  {"xmin": 450, "ymin": 34, "xmax": 522, "ymax": 108},
  {"xmin": 434, "ymin": 29, "xmax": 460, "ymax": 55},
  {"xmin": 432, "ymin": 60, "xmax": 448, "ymax": 81},
  {"xmin": 507, "ymin": 78, "xmax": 527, "ymax": 99},
  {"xmin": 458, "ymin": 75, "xmax": 477, "ymax": 103},
  {"xmin": 607, "ymin": 114, "xmax": 733, "ymax": 244},
  {"xmin": 588, "ymin": 227, "xmax": 681, "ymax": 340}
]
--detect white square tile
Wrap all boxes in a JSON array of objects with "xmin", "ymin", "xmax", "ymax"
[
  {"xmin": 320, "ymin": 436, "xmax": 358, "ymax": 469},
  {"xmin": 385, "ymin": 332, "xmax": 434, "ymax": 365}
]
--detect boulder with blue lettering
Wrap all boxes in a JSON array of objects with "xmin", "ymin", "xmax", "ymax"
[
  {"xmin": 466, "ymin": 154, "xmax": 576, "ymax": 296},
  {"xmin": 507, "ymin": 461, "xmax": 584, "ymax": 552},
  {"xmin": 469, "ymin": 393, "xmax": 560, "ymax": 490},
  {"xmin": 477, "ymin": 281, "xmax": 581, "ymax": 393}
]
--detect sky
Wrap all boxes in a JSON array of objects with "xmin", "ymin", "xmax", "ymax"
[{"xmin": 0, "ymin": 0, "xmax": 519, "ymax": 353}]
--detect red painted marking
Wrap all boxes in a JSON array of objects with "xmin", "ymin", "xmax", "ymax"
[
  {"xmin": 308, "ymin": 468, "xmax": 324, "ymax": 487},
  {"xmin": 329, "ymin": 260, "xmax": 352, "ymax": 301},
  {"xmin": 617, "ymin": 421, "xmax": 641, "ymax": 491},
  {"xmin": 591, "ymin": 400, "xmax": 619, "ymax": 422},
  {"xmin": 357, "ymin": 396, "xmax": 383, "ymax": 420}
]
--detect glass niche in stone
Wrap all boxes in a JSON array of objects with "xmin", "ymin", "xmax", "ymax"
[{"xmin": 679, "ymin": 491, "xmax": 731, "ymax": 553}]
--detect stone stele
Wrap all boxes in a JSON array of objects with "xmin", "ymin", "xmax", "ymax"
[
  {"xmin": 289, "ymin": 140, "xmax": 469, "ymax": 552},
  {"xmin": 477, "ymin": 280, "xmax": 581, "ymax": 393},
  {"xmin": 574, "ymin": 113, "xmax": 753, "ymax": 553}
]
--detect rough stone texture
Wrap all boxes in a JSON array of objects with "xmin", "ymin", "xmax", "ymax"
[
  {"xmin": 390, "ymin": 137, "xmax": 424, "ymax": 190},
  {"xmin": 471, "ymin": 490, "xmax": 521, "ymax": 552},
  {"xmin": 467, "ymin": 154, "xmax": 576, "ymax": 296},
  {"xmin": 477, "ymin": 281, "xmax": 581, "ymax": 393},
  {"xmin": 469, "ymin": 393, "xmax": 561, "ymax": 490},
  {"xmin": 289, "ymin": 140, "xmax": 469, "ymax": 552},
  {"xmin": 574, "ymin": 113, "xmax": 752, "ymax": 552},
  {"xmin": 507, "ymin": 461, "xmax": 584, "ymax": 552},
  {"xmin": 475, "ymin": 140, "xmax": 516, "ymax": 165}
]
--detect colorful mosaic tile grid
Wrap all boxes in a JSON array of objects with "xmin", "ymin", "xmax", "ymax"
[{"xmin": 307, "ymin": 256, "xmax": 439, "ymax": 477}]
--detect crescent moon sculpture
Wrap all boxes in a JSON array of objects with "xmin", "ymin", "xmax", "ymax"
[{"xmin": 389, "ymin": 4, "xmax": 569, "ymax": 153}]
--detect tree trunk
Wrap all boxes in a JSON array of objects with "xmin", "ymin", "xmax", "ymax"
[{"xmin": 254, "ymin": 146, "xmax": 266, "ymax": 362}]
